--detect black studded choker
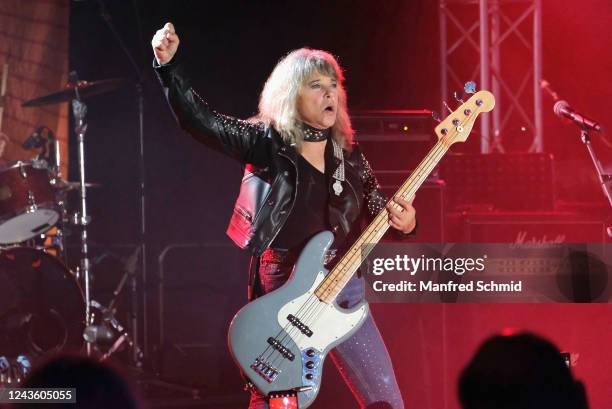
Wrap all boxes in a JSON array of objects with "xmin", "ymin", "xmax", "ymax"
[{"xmin": 302, "ymin": 123, "xmax": 331, "ymax": 142}]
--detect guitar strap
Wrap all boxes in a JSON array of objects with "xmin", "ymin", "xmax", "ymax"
[{"xmin": 331, "ymin": 138, "xmax": 345, "ymax": 196}]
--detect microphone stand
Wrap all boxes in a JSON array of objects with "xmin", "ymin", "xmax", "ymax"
[
  {"xmin": 91, "ymin": 2, "xmax": 200, "ymax": 398},
  {"xmin": 94, "ymin": 0, "xmax": 147, "ymax": 367},
  {"xmin": 578, "ymin": 127, "xmax": 612, "ymax": 238},
  {"xmin": 90, "ymin": 2, "xmax": 208, "ymax": 399}
]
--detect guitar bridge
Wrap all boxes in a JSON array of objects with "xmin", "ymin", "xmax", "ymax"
[{"xmin": 251, "ymin": 357, "xmax": 280, "ymax": 383}]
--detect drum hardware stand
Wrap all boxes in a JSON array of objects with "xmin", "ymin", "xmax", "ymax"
[
  {"xmin": 69, "ymin": 72, "xmax": 139, "ymax": 361},
  {"xmin": 69, "ymin": 70, "xmax": 94, "ymax": 356},
  {"xmin": 83, "ymin": 246, "xmax": 143, "ymax": 362},
  {"xmin": 86, "ymin": 300, "xmax": 136, "ymax": 362}
]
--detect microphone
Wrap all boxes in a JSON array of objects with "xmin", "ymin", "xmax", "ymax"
[{"xmin": 553, "ymin": 100, "xmax": 602, "ymax": 132}]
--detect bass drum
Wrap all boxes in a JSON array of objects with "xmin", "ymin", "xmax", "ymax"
[{"xmin": 0, "ymin": 247, "xmax": 84, "ymax": 358}]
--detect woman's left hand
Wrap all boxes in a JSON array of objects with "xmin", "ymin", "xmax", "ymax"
[{"xmin": 386, "ymin": 195, "xmax": 417, "ymax": 234}]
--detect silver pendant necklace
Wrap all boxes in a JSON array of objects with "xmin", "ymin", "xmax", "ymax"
[
  {"xmin": 333, "ymin": 179, "xmax": 343, "ymax": 195},
  {"xmin": 331, "ymin": 139, "xmax": 345, "ymax": 196}
]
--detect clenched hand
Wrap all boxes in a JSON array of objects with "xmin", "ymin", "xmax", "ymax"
[{"xmin": 151, "ymin": 22, "xmax": 180, "ymax": 65}]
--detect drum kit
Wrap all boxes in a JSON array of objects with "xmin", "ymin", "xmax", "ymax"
[{"xmin": 0, "ymin": 73, "xmax": 139, "ymax": 384}]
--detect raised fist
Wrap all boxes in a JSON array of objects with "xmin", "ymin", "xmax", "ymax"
[{"xmin": 152, "ymin": 22, "xmax": 180, "ymax": 65}]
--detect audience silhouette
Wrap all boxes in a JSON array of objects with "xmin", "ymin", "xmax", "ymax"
[
  {"xmin": 458, "ymin": 333, "xmax": 588, "ymax": 409},
  {"xmin": 13, "ymin": 354, "xmax": 141, "ymax": 409}
]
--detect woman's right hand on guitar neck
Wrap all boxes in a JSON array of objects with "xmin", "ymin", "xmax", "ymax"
[{"xmin": 151, "ymin": 22, "xmax": 180, "ymax": 65}]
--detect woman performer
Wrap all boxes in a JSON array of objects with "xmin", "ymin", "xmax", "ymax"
[{"xmin": 152, "ymin": 22, "xmax": 416, "ymax": 409}]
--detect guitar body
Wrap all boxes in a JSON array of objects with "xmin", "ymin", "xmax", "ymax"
[{"xmin": 228, "ymin": 231, "xmax": 369, "ymax": 408}]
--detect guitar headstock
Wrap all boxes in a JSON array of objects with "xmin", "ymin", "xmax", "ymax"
[{"xmin": 434, "ymin": 90, "xmax": 495, "ymax": 144}]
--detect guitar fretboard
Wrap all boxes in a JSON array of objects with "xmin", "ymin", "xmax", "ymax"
[{"xmin": 314, "ymin": 138, "xmax": 452, "ymax": 303}]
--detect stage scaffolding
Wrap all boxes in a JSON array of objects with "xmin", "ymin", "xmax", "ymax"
[{"xmin": 439, "ymin": 0, "xmax": 543, "ymax": 153}]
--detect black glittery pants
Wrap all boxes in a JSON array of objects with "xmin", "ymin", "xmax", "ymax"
[{"xmin": 248, "ymin": 249, "xmax": 405, "ymax": 409}]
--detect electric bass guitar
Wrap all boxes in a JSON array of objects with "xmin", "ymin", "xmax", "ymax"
[{"xmin": 228, "ymin": 90, "xmax": 495, "ymax": 408}]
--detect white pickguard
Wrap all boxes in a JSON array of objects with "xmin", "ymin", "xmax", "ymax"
[{"xmin": 277, "ymin": 270, "xmax": 368, "ymax": 352}]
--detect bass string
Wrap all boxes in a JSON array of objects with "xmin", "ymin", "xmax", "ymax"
[{"xmin": 314, "ymin": 137, "xmax": 452, "ymax": 299}]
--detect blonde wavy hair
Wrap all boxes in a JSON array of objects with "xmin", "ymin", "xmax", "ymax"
[{"xmin": 252, "ymin": 48, "xmax": 354, "ymax": 149}]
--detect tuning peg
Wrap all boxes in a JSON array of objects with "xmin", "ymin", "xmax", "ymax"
[
  {"xmin": 432, "ymin": 111, "xmax": 442, "ymax": 123},
  {"xmin": 453, "ymin": 91, "xmax": 465, "ymax": 104},
  {"xmin": 464, "ymin": 81, "xmax": 477, "ymax": 94}
]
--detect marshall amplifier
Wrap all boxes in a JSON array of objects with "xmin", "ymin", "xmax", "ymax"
[{"xmin": 446, "ymin": 211, "xmax": 608, "ymax": 243}]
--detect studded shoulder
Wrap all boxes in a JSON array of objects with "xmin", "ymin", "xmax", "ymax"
[{"xmin": 352, "ymin": 144, "xmax": 388, "ymax": 219}]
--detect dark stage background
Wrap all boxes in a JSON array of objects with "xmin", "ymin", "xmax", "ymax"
[{"xmin": 65, "ymin": 1, "xmax": 611, "ymax": 408}]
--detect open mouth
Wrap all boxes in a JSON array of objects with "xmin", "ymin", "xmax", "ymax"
[{"xmin": 324, "ymin": 106, "xmax": 335, "ymax": 112}]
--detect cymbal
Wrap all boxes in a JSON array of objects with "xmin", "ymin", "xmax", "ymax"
[
  {"xmin": 22, "ymin": 78, "xmax": 125, "ymax": 107},
  {"xmin": 51, "ymin": 179, "xmax": 102, "ymax": 191}
]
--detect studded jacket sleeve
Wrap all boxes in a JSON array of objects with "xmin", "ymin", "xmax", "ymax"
[
  {"xmin": 357, "ymin": 148, "xmax": 417, "ymax": 238},
  {"xmin": 154, "ymin": 59, "xmax": 266, "ymax": 163}
]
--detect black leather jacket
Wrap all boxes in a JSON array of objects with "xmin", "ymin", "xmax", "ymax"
[{"xmin": 155, "ymin": 61, "xmax": 414, "ymax": 258}]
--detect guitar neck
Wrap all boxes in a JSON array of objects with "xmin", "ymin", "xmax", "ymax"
[{"xmin": 315, "ymin": 138, "xmax": 452, "ymax": 303}]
